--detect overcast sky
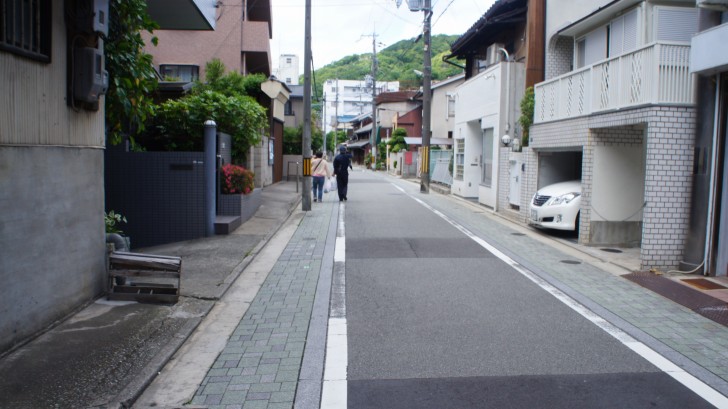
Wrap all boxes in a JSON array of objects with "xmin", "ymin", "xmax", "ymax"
[{"xmin": 270, "ymin": 0, "xmax": 496, "ymax": 71}]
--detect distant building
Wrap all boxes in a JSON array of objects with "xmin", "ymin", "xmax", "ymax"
[
  {"xmin": 323, "ymin": 78, "xmax": 400, "ymax": 135},
  {"xmin": 277, "ymin": 54, "xmax": 299, "ymax": 85}
]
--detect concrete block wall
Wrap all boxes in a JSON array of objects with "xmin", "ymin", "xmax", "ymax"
[
  {"xmin": 527, "ymin": 106, "xmax": 696, "ymax": 271},
  {"xmin": 0, "ymin": 147, "xmax": 106, "ymax": 353}
]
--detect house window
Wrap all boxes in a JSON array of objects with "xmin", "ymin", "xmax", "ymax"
[
  {"xmin": 285, "ymin": 77, "xmax": 292, "ymax": 84},
  {"xmin": 654, "ymin": 6, "xmax": 698, "ymax": 43},
  {"xmin": 284, "ymin": 100, "xmax": 293, "ymax": 116},
  {"xmin": 608, "ymin": 8, "xmax": 639, "ymax": 57},
  {"xmin": 455, "ymin": 139, "xmax": 465, "ymax": 180},
  {"xmin": 447, "ymin": 96, "xmax": 455, "ymax": 118},
  {"xmin": 0, "ymin": 0, "xmax": 51, "ymax": 62},
  {"xmin": 160, "ymin": 64, "xmax": 199, "ymax": 82},
  {"xmin": 286, "ymin": 57, "xmax": 291, "ymax": 64},
  {"xmin": 575, "ymin": 26, "xmax": 607, "ymax": 69},
  {"xmin": 481, "ymin": 128, "xmax": 494, "ymax": 187}
]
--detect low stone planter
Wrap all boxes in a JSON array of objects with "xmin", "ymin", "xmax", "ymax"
[{"xmin": 218, "ymin": 188, "xmax": 262, "ymax": 224}]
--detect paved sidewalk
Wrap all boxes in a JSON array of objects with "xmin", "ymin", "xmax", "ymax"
[
  {"xmin": 0, "ymin": 181, "xmax": 302, "ymax": 409},
  {"xmin": 188, "ymin": 199, "xmax": 339, "ymax": 409}
]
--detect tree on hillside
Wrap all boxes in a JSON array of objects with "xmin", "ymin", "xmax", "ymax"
[{"xmin": 312, "ymin": 34, "xmax": 464, "ymax": 97}]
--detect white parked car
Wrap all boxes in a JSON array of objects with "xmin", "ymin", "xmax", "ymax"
[{"xmin": 529, "ymin": 180, "xmax": 581, "ymax": 231}]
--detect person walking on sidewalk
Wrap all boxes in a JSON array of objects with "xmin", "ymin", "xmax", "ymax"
[
  {"xmin": 311, "ymin": 151, "xmax": 331, "ymax": 202},
  {"xmin": 333, "ymin": 146, "xmax": 353, "ymax": 201}
]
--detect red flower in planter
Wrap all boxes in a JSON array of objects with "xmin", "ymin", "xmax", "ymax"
[{"xmin": 221, "ymin": 164, "xmax": 255, "ymax": 194}]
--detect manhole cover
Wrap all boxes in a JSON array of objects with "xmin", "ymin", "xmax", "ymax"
[
  {"xmin": 560, "ymin": 260, "xmax": 581, "ymax": 265},
  {"xmin": 600, "ymin": 248, "xmax": 623, "ymax": 253},
  {"xmin": 681, "ymin": 278, "xmax": 728, "ymax": 290},
  {"xmin": 511, "ymin": 233, "xmax": 526, "ymax": 236}
]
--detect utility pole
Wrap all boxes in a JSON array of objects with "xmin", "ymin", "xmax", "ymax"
[
  {"xmin": 371, "ymin": 32, "xmax": 378, "ymax": 167},
  {"xmin": 420, "ymin": 0, "xmax": 432, "ymax": 193},
  {"xmin": 302, "ymin": 0, "xmax": 312, "ymax": 210},
  {"xmin": 362, "ymin": 31, "xmax": 379, "ymax": 167},
  {"xmin": 322, "ymin": 96, "xmax": 327, "ymax": 157}
]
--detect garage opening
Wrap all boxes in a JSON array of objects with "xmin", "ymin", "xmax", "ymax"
[
  {"xmin": 533, "ymin": 150, "xmax": 583, "ymax": 238},
  {"xmin": 537, "ymin": 150, "xmax": 582, "ymax": 187},
  {"xmin": 590, "ymin": 125, "xmax": 646, "ymax": 248}
]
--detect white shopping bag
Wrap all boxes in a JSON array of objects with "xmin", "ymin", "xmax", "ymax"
[{"xmin": 327, "ymin": 178, "xmax": 337, "ymax": 192}]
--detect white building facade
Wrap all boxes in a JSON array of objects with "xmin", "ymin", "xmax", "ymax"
[
  {"xmin": 323, "ymin": 78, "xmax": 399, "ymax": 135},
  {"xmin": 277, "ymin": 54, "xmax": 299, "ymax": 85},
  {"xmin": 527, "ymin": 0, "xmax": 700, "ymax": 271}
]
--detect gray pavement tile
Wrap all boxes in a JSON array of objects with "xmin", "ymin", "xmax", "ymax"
[
  {"xmin": 221, "ymin": 390, "xmax": 248, "ymax": 404},
  {"xmin": 242, "ymin": 400, "xmax": 269, "ymax": 409},
  {"xmin": 249, "ymin": 382, "xmax": 281, "ymax": 393},
  {"xmin": 246, "ymin": 392, "xmax": 271, "ymax": 400}
]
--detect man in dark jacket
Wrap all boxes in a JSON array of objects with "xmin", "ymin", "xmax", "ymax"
[{"xmin": 333, "ymin": 146, "xmax": 353, "ymax": 201}]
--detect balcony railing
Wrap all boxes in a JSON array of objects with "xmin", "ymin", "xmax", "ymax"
[{"xmin": 535, "ymin": 42, "xmax": 693, "ymax": 123}]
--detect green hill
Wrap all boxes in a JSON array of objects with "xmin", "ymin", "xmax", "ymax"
[{"xmin": 311, "ymin": 34, "xmax": 464, "ymax": 100}]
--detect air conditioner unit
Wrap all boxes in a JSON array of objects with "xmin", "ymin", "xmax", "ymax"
[
  {"xmin": 408, "ymin": 0, "xmax": 425, "ymax": 11},
  {"xmin": 696, "ymin": 0, "xmax": 728, "ymax": 10},
  {"xmin": 486, "ymin": 43, "xmax": 505, "ymax": 66}
]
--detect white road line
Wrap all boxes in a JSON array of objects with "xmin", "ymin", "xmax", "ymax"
[
  {"xmin": 394, "ymin": 183, "xmax": 728, "ymax": 408},
  {"xmin": 322, "ymin": 202, "xmax": 348, "ymax": 408}
]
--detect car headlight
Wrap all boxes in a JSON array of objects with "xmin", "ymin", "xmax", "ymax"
[{"xmin": 547, "ymin": 192, "xmax": 580, "ymax": 206}]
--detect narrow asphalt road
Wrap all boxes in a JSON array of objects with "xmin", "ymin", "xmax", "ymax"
[{"xmin": 339, "ymin": 171, "xmax": 714, "ymax": 409}]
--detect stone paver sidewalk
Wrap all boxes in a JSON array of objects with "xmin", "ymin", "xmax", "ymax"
[{"xmin": 191, "ymin": 200, "xmax": 339, "ymax": 409}]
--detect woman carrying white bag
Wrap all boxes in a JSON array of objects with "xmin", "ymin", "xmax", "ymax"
[
  {"xmin": 312, "ymin": 151, "xmax": 332, "ymax": 202},
  {"xmin": 325, "ymin": 176, "xmax": 337, "ymax": 193}
]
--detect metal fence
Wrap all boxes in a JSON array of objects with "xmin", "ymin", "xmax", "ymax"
[{"xmin": 430, "ymin": 149, "xmax": 453, "ymax": 186}]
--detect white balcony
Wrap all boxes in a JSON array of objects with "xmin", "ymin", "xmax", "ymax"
[{"xmin": 535, "ymin": 42, "xmax": 694, "ymax": 124}]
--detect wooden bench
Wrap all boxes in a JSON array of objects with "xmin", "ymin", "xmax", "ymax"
[{"xmin": 108, "ymin": 251, "xmax": 182, "ymax": 303}]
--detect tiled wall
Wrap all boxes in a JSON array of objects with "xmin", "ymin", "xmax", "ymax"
[
  {"xmin": 524, "ymin": 106, "xmax": 696, "ymax": 271},
  {"xmin": 545, "ymin": 36, "xmax": 573, "ymax": 80}
]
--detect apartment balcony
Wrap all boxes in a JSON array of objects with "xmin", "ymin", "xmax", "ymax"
[
  {"xmin": 241, "ymin": 20, "xmax": 271, "ymax": 75},
  {"xmin": 535, "ymin": 42, "xmax": 694, "ymax": 124},
  {"xmin": 242, "ymin": 21, "xmax": 271, "ymax": 53}
]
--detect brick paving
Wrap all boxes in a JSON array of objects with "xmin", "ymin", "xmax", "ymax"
[{"xmin": 190, "ymin": 200, "xmax": 338, "ymax": 409}]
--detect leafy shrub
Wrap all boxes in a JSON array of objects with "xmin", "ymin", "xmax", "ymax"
[
  {"xmin": 518, "ymin": 86, "xmax": 534, "ymax": 147},
  {"xmin": 105, "ymin": 211, "xmax": 127, "ymax": 234},
  {"xmin": 221, "ymin": 164, "xmax": 255, "ymax": 194},
  {"xmin": 154, "ymin": 90, "xmax": 266, "ymax": 161}
]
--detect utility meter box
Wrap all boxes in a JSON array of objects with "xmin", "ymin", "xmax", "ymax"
[
  {"xmin": 73, "ymin": 0, "xmax": 109, "ymax": 35},
  {"xmin": 73, "ymin": 47, "xmax": 108, "ymax": 103}
]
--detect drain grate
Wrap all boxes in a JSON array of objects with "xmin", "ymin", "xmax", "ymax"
[
  {"xmin": 624, "ymin": 272, "xmax": 728, "ymax": 326},
  {"xmin": 600, "ymin": 248, "xmax": 623, "ymax": 253},
  {"xmin": 560, "ymin": 260, "xmax": 581, "ymax": 265},
  {"xmin": 511, "ymin": 233, "xmax": 526, "ymax": 236},
  {"xmin": 681, "ymin": 278, "xmax": 728, "ymax": 290}
]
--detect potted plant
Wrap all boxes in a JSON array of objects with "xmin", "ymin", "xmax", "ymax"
[
  {"xmin": 218, "ymin": 164, "xmax": 262, "ymax": 223},
  {"xmin": 105, "ymin": 210, "xmax": 130, "ymax": 252}
]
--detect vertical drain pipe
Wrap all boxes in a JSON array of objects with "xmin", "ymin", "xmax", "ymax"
[{"xmin": 204, "ymin": 120, "xmax": 217, "ymax": 237}]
